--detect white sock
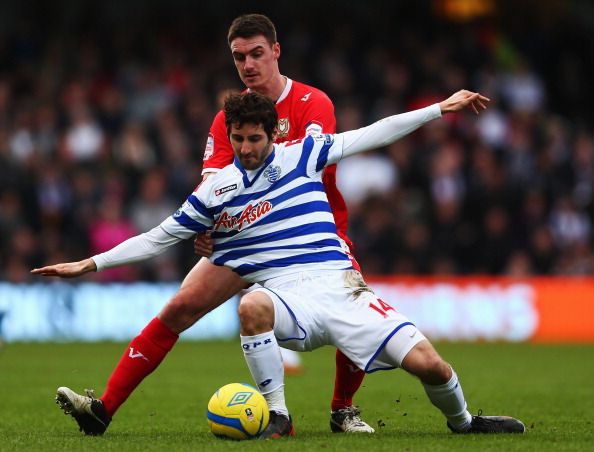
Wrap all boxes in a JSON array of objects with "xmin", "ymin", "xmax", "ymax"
[
  {"xmin": 422, "ymin": 369, "xmax": 472, "ymax": 432},
  {"xmin": 240, "ymin": 332, "xmax": 288, "ymax": 416}
]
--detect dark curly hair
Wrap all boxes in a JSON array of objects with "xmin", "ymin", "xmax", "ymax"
[{"xmin": 224, "ymin": 92, "xmax": 278, "ymax": 140}]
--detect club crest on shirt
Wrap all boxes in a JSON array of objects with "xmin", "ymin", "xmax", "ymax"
[
  {"xmin": 277, "ymin": 118, "xmax": 290, "ymax": 138},
  {"xmin": 215, "ymin": 184, "xmax": 238, "ymax": 196},
  {"xmin": 263, "ymin": 165, "xmax": 282, "ymax": 183}
]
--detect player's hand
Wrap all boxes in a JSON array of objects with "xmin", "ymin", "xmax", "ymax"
[
  {"xmin": 194, "ymin": 231, "xmax": 214, "ymax": 257},
  {"xmin": 30, "ymin": 258, "xmax": 97, "ymax": 278},
  {"xmin": 439, "ymin": 90, "xmax": 490, "ymax": 115}
]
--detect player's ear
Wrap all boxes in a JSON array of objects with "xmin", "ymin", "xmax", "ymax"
[
  {"xmin": 271, "ymin": 127, "xmax": 278, "ymax": 141},
  {"xmin": 272, "ymin": 42, "xmax": 280, "ymax": 60}
]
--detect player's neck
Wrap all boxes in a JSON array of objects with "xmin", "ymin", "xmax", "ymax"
[{"xmin": 255, "ymin": 74, "xmax": 287, "ymax": 103}]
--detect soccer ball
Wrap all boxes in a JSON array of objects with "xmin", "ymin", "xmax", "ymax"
[{"xmin": 206, "ymin": 383, "xmax": 269, "ymax": 440}]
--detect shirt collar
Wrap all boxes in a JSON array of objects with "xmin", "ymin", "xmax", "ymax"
[
  {"xmin": 233, "ymin": 146, "xmax": 277, "ymax": 188},
  {"xmin": 276, "ymin": 77, "xmax": 292, "ymax": 104},
  {"xmin": 246, "ymin": 76, "xmax": 292, "ymax": 104}
]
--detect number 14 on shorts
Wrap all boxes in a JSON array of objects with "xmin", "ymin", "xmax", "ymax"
[{"xmin": 369, "ymin": 298, "xmax": 396, "ymax": 318}]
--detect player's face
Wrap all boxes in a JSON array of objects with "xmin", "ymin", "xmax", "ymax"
[
  {"xmin": 230, "ymin": 122, "xmax": 275, "ymax": 170},
  {"xmin": 230, "ymin": 36, "xmax": 280, "ymax": 92}
]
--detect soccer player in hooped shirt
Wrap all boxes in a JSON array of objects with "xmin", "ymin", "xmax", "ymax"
[
  {"xmin": 33, "ymin": 13, "xmax": 371, "ymax": 437},
  {"xmin": 33, "ymin": 89, "xmax": 525, "ymax": 437}
]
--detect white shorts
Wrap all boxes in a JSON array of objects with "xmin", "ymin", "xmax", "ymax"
[{"xmin": 256, "ymin": 270, "xmax": 426, "ymax": 373}]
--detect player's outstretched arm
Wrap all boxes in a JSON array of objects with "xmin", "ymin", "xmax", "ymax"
[
  {"xmin": 31, "ymin": 258, "xmax": 97, "ymax": 278},
  {"xmin": 32, "ymin": 223, "xmax": 187, "ymax": 278}
]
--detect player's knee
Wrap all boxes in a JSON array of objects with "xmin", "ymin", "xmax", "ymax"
[
  {"xmin": 237, "ymin": 293, "xmax": 260, "ymax": 325},
  {"xmin": 422, "ymin": 355, "xmax": 451, "ymax": 383},
  {"xmin": 402, "ymin": 342, "xmax": 451, "ymax": 384},
  {"xmin": 238, "ymin": 292, "xmax": 274, "ymax": 334},
  {"xmin": 158, "ymin": 287, "xmax": 210, "ymax": 333}
]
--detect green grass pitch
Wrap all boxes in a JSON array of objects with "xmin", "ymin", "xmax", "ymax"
[{"xmin": 0, "ymin": 341, "xmax": 592, "ymax": 451}]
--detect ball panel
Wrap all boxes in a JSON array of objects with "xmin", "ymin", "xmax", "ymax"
[
  {"xmin": 206, "ymin": 382, "xmax": 269, "ymax": 440},
  {"xmin": 207, "ymin": 410, "xmax": 249, "ymax": 439}
]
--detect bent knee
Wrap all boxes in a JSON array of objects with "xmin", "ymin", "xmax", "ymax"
[
  {"xmin": 402, "ymin": 341, "xmax": 451, "ymax": 384},
  {"xmin": 238, "ymin": 292, "xmax": 275, "ymax": 334}
]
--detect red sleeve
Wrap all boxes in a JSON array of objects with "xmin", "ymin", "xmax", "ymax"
[{"xmin": 202, "ymin": 110, "xmax": 233, "ymax": 174}]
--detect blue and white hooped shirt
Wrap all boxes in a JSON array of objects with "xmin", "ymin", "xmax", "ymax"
[{"xmin": 161, "ymin": 134, "xmax": 353, "ymax": 283}]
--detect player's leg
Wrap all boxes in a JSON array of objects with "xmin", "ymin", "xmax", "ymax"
[
  {"xmin": 56, "ymin": 259, "xmax": 246, "ymax": 435},
  {"xmin": 329, "ymin": 349, "xmax": 370, "ymax": 433},
  {"xmin": 238, "ymin": 290, "xmax": 294, "ymax": 439},
  {"xmin": 384, "ymin": 333, "xmax": 525, "ymax": 433},
  {"xmin": 329, "ymin": 269, "xmax": 372, "ymax": 433}
]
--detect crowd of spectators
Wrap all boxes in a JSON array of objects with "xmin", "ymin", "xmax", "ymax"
[{"xmin": 1, "ymin": 1, "xmax": 593, "ymax": 282}]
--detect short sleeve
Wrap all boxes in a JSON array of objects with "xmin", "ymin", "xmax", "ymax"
[{"xmin": 202, "ymin": 110, "xmax": 234, "ymax": 174}]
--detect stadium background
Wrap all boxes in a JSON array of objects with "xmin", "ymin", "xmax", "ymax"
[{"xmin": 0, "ymin": 0, "xmax": 593, "ymax": 343}]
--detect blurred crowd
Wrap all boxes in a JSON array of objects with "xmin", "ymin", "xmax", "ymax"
[{"xmin": 1, "ymin": 1, "xmax": 593, "ymax": 282}]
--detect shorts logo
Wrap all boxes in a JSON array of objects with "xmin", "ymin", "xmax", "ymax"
[
  {"xmin": 203, "ymin": 133, "xmax": 214, "ymax": 161},
  {"xmin": 277, "ymin": 118, "xmax": 290, "ymax": 137},
  {"xmin": 215, "ymin": 184, "xmax": 237, "ymax": 196},
  {"xmin": 263, "ymin": 165, "xmax": 282, "ymax": 183}
]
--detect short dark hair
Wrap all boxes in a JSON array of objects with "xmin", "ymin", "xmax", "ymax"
[
  {"xmin": 227, "ymin": 14, "xmax": 277, "ymax": 46},
  {"xmin": 224, "ymin": 92, "xmax": 278, "ymax": 139}
]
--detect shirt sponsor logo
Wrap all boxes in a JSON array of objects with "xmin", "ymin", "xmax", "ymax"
[
  {"xmin": 214, "ymin": 200, "xmax": 273, "ymax": 232},
  {"xmin": 277, "ymin": 118, "xmax": 290, "ymax": 138},
  {"xmin": 263, "ymin": 165, "xmax": 281, "ymax": 183},
  {"xmin": 215, "ymin": 184, "xmax": 238, "ymax": 196},
  {"xmin": 203, "ymin": 133, "xmax": 214, "ymax": 161}
]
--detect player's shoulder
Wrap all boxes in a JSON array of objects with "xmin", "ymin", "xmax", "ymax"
[
  {"xmin": 290, "ymin": 80, "xmax": 333, "ymax": 105},
  {"xmin": 281, "ymin": 134, "xmax": 333, "ymax": 152},
  {"xmin": 212, "ymin": 109, "xmax": 226, "ymax": 125}
]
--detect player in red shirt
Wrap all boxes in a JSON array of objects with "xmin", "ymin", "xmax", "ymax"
[{"xmin": 49, "ymin": 14, "xmax": 372, "ymax": 437}]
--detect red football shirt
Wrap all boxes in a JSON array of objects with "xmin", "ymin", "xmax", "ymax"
[{"xmin": 202, "ymin": 78, "xmax": 351, "ymax": 248}]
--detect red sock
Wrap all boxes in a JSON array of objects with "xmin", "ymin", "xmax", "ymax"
[
  {"xmin": 100, "ymin": 317, "xmax": 178, "ymax": 417},
  {"xmin": 331, "ymin": 349, "xmax": 365, "ymax": 411}
]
